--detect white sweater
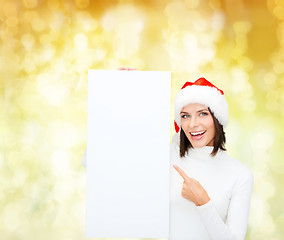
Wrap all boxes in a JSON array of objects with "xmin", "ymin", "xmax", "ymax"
[
  {"xmin": 170, "ymin": 133, "xmax": 253, "ymax": 240},
  {"xmin": 82, "ymin": 133, "xmax": 253, "ymax": 240}
]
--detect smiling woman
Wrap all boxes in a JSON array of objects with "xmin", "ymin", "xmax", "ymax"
[
  {"xmin": 179, "ymin": 104, "xmax": 226, "ymax": 157},
  {"xmin": 181, "ymin": 104, "xmax": 215, "ymax": 145},
  {"xmin": 170, "ymin": 77, "xmax": 254, "ymax": 240},
  {"xmin": 81, "ymin": 75, "xmax": 254, "ymax": 239}
]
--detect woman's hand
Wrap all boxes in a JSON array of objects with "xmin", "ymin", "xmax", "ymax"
[
  {"xmin": 118, "ymin": 67, "xmax": 136, "ymax": 70},
  {"xmin": 173, "ymin": 164, "xmax": 210, "ymax": 206}
]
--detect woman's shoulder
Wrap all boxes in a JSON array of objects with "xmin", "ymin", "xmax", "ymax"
[
  {"xmin": 223, "ymin": 152, "xmax": 254, "ymax": 182},
  {"xmin": 223, "ymin": 154, "xmax": 254, "ymax": 196}
]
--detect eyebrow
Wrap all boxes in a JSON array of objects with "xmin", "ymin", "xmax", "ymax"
[{"xmin": 180, "ymin": 109, "xmax": 209, "ymax": 114}]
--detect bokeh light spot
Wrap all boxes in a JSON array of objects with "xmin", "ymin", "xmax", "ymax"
[
  {"xmin": 21, "ymin": 34, "xmax": 35, "ymax": 50},
  {"xmin": 101, "ymin": 9, "xmax": 116, "ymax": 31},
  {"xmin": 74, "ymin": 33, "xmax": 88, "ymax": 50},
  {"xmin": 211, "ymin": 12, "xmax": 225, "ymax": 31},
  {"xmin": 273, "ymin": 6, "xmax": 284, "ymax": 20},
  {"xmin": 37, "ymin": 73, "xmax": 70, "ymax": 106},
  {"xmin": 77, "ymin": 11, "xmax": 98, "ymax": 31}
]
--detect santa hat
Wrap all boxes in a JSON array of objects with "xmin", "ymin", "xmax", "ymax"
[{"xmin": 174, "ymin": 77, "xmax": 229, "ymax": 133}]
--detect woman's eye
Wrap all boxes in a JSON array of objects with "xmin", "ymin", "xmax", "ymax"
[
  {"xmin": 181, "ymin": 115, "xmax": 190, "ymax": 118},
  {"xmin": 200, "ymin": 112, "xmax": 208, "ymax": 116}
]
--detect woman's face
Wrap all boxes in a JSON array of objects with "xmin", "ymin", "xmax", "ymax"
[{"xmin": 180, "ymin": 103, "xmax": 215, "ymax": 148}]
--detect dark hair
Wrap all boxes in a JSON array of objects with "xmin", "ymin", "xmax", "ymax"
[{"xmin": 179, "ymin": 108, "xmax": 226, "ymax": 157}]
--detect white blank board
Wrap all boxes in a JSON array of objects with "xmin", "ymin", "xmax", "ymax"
[{"xmin": 86, "ymin": 70, "xmax": 171, "ymax": 238}]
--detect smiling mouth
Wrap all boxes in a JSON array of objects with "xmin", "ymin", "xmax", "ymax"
[{"xmin": 190, "ymin": 130, "xmax": 206, "ymax": 136}]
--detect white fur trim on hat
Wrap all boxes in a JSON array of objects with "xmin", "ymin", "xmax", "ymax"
[{"xmin": 174, "ymin": 85, "xmax": 229, "ymax": 129}]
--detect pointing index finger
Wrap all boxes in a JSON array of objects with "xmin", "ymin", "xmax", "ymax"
[{"xmin": 173, "ymin": 164, "xmax": 190, "ymax": 181}]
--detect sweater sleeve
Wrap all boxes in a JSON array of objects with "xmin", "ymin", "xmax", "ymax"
[{"xmin": 196, "ymin": 167, "xmax": 254, "ymax": 240}]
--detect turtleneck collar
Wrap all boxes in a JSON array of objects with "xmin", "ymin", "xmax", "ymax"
[
  {"xmin": 185, "ymin": 146, "xmax": 223, "ymax": 160},
  {"xmin": 171, "ymin": 133, "xmax": 226, "ymax": 160}
]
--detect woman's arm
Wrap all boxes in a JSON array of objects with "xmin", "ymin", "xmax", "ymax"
[{"xmin": 196, "ymin": 167, "xmax": 254, "ymax": 240}]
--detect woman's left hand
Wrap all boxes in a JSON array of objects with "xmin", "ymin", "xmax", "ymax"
[
  {"xmin": 173, "ymin": 164, "xmax": 211, "ymax": 206},
  {"xmin": 118, "ymin": 67, "xmax": 136, "ymax": 70}
]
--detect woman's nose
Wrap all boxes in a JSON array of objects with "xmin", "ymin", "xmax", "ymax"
[{"xmin": 189, "ymin": 116, "xmax": 199, "ymax": 128}]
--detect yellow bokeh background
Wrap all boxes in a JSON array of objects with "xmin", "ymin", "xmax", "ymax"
[{"xmin": 1, "ymin": 0, "xmax": 284, "ymax": 239}]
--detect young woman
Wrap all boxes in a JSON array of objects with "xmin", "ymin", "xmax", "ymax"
[
  {"xmin": 82, "ymin": 75, "xmax": 253, "ymax": 240},
  {"xmin": 170, "ymin": 77, "xmax": 253, "ymax": 240}
]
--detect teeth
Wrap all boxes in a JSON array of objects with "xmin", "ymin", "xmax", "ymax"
[{"xmin": 191, "ymin": 130, "xmax": 206, "ymax": 136}]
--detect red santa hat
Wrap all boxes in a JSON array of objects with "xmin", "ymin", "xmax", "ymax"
[{"xmin": 174, "ymin": 77, "xmax": 229, "ymax": 133}]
